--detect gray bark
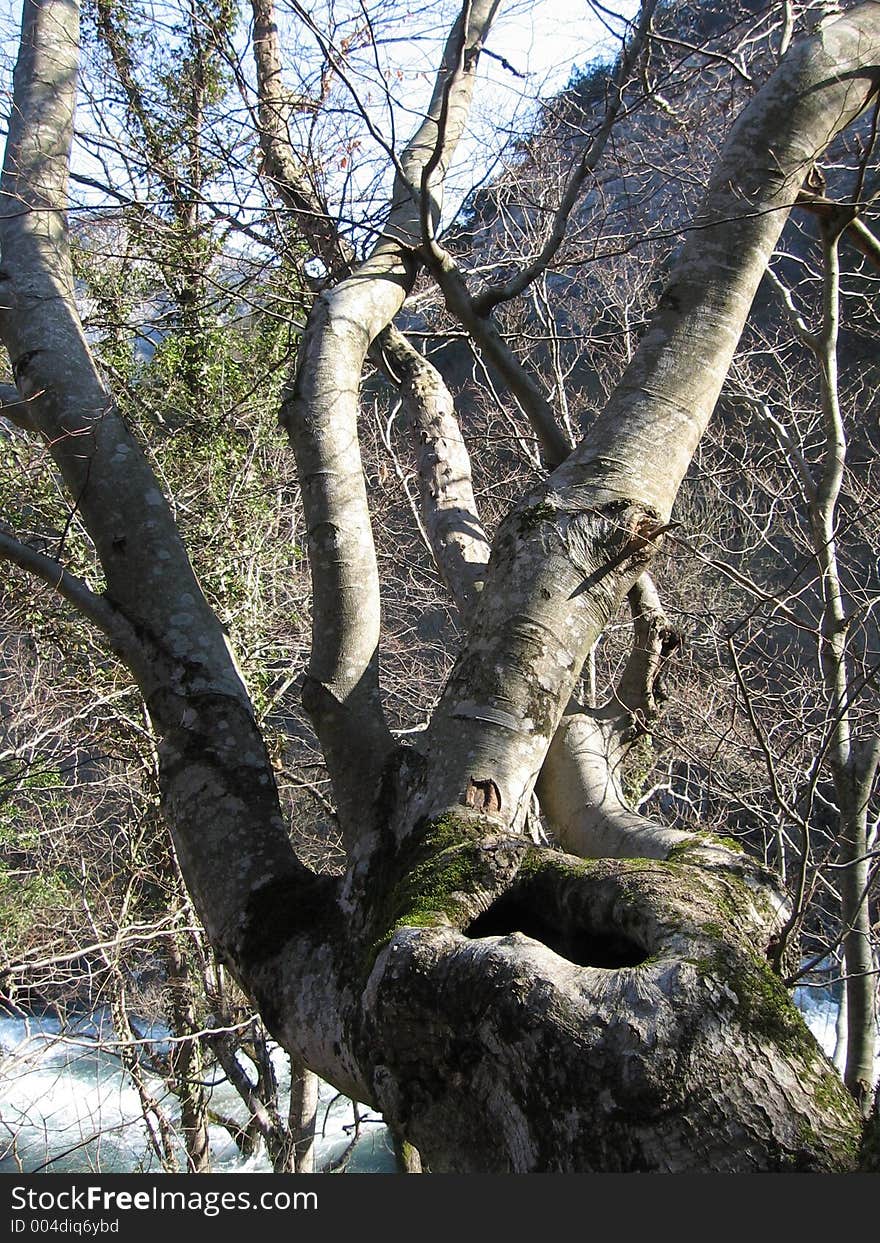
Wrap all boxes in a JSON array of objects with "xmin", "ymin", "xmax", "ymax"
[
  {"xmin": 245, "ymin": 829, "xmax": 859, "ymax": 1171},
  {"xmin": 0, "ymin": 0, "xmax": 303, "ymax": 973},
  {"xmin": 418, "ymin": 4, "xmax": 880, "ymax": 838},
  {"xmin": 375, "ymin": 329, "xmax": 491, "ymax": 620},
  {"xmin": 261, "ymin": 0, "xmax": 501, "ymax": 842},
  {"xmin": 537, "ymin": 575, "xmax": 696, "ymax": 860},
  {"xmin": 250, "ymin": 0, "xmax": 650, "ymax": 861},
  {"xmin": 288, "ymin": 1055, "xmax": 319, "ymax": 1174},
  {"xmin": 766, "ymin": 215, "xmax": 879, "ymax": 1111}
]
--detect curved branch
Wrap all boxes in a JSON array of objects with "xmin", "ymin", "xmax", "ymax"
[
  {"xmin": 419, "ymin": 4, "xmax": 880, "ymax": 837},
  {"xmin": 472, "ymin": 0, "xmax": 660, "ymax": 315},
  {"xmin": 252, "ymin": 0, "xmax": 492, "ymax": 620},
  {"xmin": 280, "ymin": 0, "xmax": 501, "ymax": 839},
  {"xmin": 0, "ymin": 382, "xmax": 35, "ymax": 432},
  {"xmin": 536, "ymin": 709, "xmax": 691, "ymax": 859},
  {"xmin": 0, "ymin": 528, "xmax": 143, "ymax": 661},
  {"xmin": 0, "ymin": 0, "xmax": 303, "ymax": 965},
  {"xmin": 537, "ymin": 573, "xmax": 690, "ymax": 860}
]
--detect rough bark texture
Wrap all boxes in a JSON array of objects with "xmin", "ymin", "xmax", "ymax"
[
  {"xmin": 0, "ymin": 0, "xmax": 303, "ymax": 973},
  {"xmin": 418, "ymin": 7, "xmax": 880, "ymax": 846},
  {"xmin": 278, "ymin": 0, "xmax": 501, "ymax": 844},
  {"xmin": 244, "ymin": 823, "xmax": 860, "ymax": 1171}
]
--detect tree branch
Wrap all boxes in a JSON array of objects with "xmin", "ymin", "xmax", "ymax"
[
  {"xmin": 615, "ymin": 571, "xmax": 682, "ymax": 718},
  {"xmin": 420, "ymin": 242, "xmax": 573, "ymax": 466},
  {"xmin": 251, "ymin": 0, "xmax": 491, "ymax": 625},
  {"xmin": 0, "ymin": 0, "xmax": 304, "ymax": 968},
  {"xmin": 375, "ymin": 331, "xmax": 491, "ymax": 619},
  {"xmin": 0, "ymin": 381, "xmax": 35, "ymax": 432},
  {"xmin": 0, "ymin": 528, "xmax": 143, "ymax": 661},
  {"xmin": 279, "ymin": 0, "xmax": 501, "ymax": 840},
  {"xmin": 796, "ymin": 188, "xmax": 880, "ymax": 271},
  {"xmin": 418, "ymin": 4, "xmax": 880, "ymax": 838},
  {"xmin": 472, "ymin": 0, "xmax": 660, "ymax": 314}
]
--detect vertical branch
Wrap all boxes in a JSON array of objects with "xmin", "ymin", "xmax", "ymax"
[
  {"xmin": 250, "ymin": 0, "xmax": 345, "ymax": 269},
  {"xmin": 251, "ymin": 0, "xmax": 491, "ymax": 622},
  {"xmin": 375, "ymin": 332, "xmax": 491, "ymax": 619},
  {"xmin": 165, "ymin": 933, "xmax": 211, "ymax": 1173},
  {"xmin": 277, "ymin": 0, "xmax": 501, "ymax": 841},
  {"xmin": 767, "ymin": 206, "xmax": 878, "ymax": 1106},
  {"xmin": 809, "ymin": 218, "xmax": 878, "ymax": 1111},
  {"xmin": 288, "ymin": 1054, "xmax": 318, "ymax": 1173}
]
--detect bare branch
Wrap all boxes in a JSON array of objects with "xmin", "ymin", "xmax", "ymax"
[
  {"xmin": 0, "ymin": 527, "xmax": 142, "ymax": 659},
  {"xmin": 615, "ymin": 571, "xmax": 682, "ymax": 718},
  {"xmin": 0, "ymin": 381, "xmax": 34, "ymax": 431},
  {"xmin": 281, "ymin": 0, "xmax": 502, "ymax": 838},
  {"xmin": 473, "ymin": 0, "xmax": 661, "ymax": 314}
]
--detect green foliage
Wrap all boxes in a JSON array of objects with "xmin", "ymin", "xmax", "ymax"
[
  {"xmin": 0, "ymin": 865, "xmax": 72, "ymax": 950},
  {"xmin": 84, "ymin": 0, "xmax": 239, "ymax": 188},
  {"xmin": 0, "ymin": 766, "xmax": 66, "ymax": 849},
  {"xmin": 0, "ymin": 766, "xmax": 74, "ymax": 953}
]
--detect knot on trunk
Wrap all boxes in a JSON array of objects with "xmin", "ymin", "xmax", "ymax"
[
  {"xmin": 463, "ymin": 776, "xmax": 502, "ymax": 813},
  {"xmin": 561, "ymin": 500, "xmax": 666, "ymax": 589}
]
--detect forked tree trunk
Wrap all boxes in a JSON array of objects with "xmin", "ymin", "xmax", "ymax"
[{"xmin": 1, "ymin": 0, "xmax": 877, "ymax": 1171}]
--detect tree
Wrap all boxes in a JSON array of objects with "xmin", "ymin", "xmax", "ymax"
[{"xmin": 1, "ymin": 0, "xmax": 878, "ymax": 1171}]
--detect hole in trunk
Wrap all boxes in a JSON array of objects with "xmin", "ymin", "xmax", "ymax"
[{"xmin": 465, "ymin": 893, "xmax": 648, "ymax": 968}]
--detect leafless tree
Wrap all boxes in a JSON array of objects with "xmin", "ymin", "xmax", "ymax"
[{"xmin": 2, "ymin": 0, "xmax": 880, "ymax": 1171}]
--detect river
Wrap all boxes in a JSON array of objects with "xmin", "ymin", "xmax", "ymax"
[{"xmin": 0, "ymin": 1011, "xmax": 395, "ymax": 1174}]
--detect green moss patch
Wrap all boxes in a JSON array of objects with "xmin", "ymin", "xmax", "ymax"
[{"xmin": 364, "ymin": 814, "xmax": 520, "ymax": 972}]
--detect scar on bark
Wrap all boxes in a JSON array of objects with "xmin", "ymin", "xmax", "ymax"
[{"xmin": 463, "ymin": 777, "xmax": 502, "ymax": 813}]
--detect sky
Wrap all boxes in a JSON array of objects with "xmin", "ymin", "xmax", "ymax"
[
  {"xmin": 265, "ymin": 0, "xmax": 639, "ymax": 231},
  {"xmin": 445, "ymin": 0, "xmax": 639, "ymax": 209},
  {"xmin": 0, "ymin": 0, "xmax": 638, "ymax": 240}
]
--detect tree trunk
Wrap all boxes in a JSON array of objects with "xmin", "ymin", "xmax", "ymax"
[
  {"xmin": 165, "ymin": 936, "xmax": 211, "ymax": 1173},
  {"xmin": 288, "ymin": 1055, "xmax": 318, "ymax": 1174},
  {"xmin": 245, "ymin": 823, "xmax": 860, "ymax": 1171}
]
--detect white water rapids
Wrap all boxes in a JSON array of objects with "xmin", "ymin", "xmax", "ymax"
[{"xmin": 0, "ymin": 1011, "xmax": 396, "ymax": 1174}]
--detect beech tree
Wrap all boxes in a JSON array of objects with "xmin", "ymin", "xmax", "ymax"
[{"xmin": 1, "ymin": 0, "xmax": 879, "ymax": 1171}]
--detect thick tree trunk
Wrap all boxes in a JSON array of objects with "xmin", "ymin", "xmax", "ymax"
[{"xmin": 244, "ymin": 822, "xmax": 860, "ymax": 1171}]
